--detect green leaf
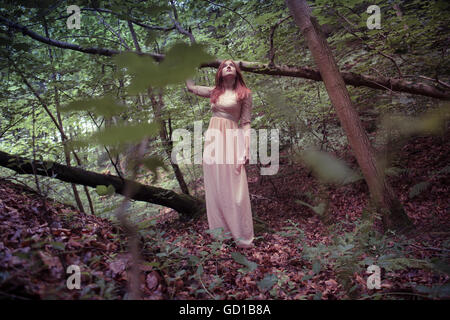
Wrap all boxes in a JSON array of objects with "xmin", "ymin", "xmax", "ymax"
[
  {"xmin": 12, "ymin": 252, "xmax": 30, "ymax": 259},
  {"xmin": 143, "ymin": 261, "xmax": 160, "ymax": 269},
  {"xmin": 145, "ymin": 3, "xmax": 171, "ymax": 16},
  {"xmin": 44, "ymin": 161, "xmax": 54, "ymax": 170},
  {"xmin": 313, "ymin": 291, "xmax": 322, "ymax": 300},
  {"xmin": 60, "ymin": 95, "xmax": 127, "ymax": 117},
  {"xmin": 112, "ymin": 41, "xmax": 215, "ymax": 93},
  {"xmin": 94, "ymin": 122, "xmax": 160, "ymax": 145},
  {"xmin": 175, "ymin": 269, "xmax": 186, "ymax": 278},
  {"xmin": 188, "ymin": 255, "xmax": 201, "ymax": 266},
  {"xmin": 96, "ymin": 184, "xmax": 115, "ymax": 196},
  {"xmin": 301, "ymin": 274, "xmax": 313, "ymax": 281},
  {"xmin": 312, "ymin": 260, "xmax": 321, "ymax": 275},
  {"xmin": 257, "ymin": 273, "xmax": 277, "ymax": 291},
  {"xmin": 231, "ymin": 252, "xmax": 258, "ymax": 272},
  {"xmin": 297, "ymin": 150, "xmax": 362, "ymax": 185},
  {"xmin": 196, "ymin": 264, "xmax": 204, "ymax": 276},
  {"xmin": 431, "ymin": 258, "xmax": 450, "ymax": 276},
  {"xmin": 96, "ymin": 185, "xmax": 107, "ymax": 196},
  {"xmin": 295, "ymin": 199, "xmax": 326, "ymax": 216},
  {"xmin": 408, "ymin": 181, "xmax": 430, "ymax": 199},
  {"xmin": 385, "ymin": 167, "xmax": 406, "ymax": 177},
  {"xmin": 50, "ymin": 241, "xmax": 66, "ymax": 251},
  {"xmin": 141, "ymin": 156, "xmax": 168, "ymax": 183},
  {"xmin": 69, "ymin": 121, "xmax": 160, "ymax": 148}
]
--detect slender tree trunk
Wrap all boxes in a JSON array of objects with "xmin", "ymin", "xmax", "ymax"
[
  {"xmin": 286, "ymin": 0, "xmax": 413, "ymax": 231},
  {"xmin": 43, "ymin": 18, "xmax": 95, "ymax": 214},
  {"xmin": 55, "ymin": 87, "xmax": 96, "ymax": 214},
  {"xmin": 54, "ymin": 84, "xmax": 86, "ymax": 213},
  {"xmin": 148, "ymin": 87, "xmax": 191, "ymax": 195}
]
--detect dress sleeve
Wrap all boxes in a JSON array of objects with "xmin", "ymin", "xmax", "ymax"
[
  {"xmin": 190, "ymin": 85, "xmax": 213, "ymax": 98},
  {"xmin": 239, "ymin": 92, "xmax": 252, "ymax": 126}
]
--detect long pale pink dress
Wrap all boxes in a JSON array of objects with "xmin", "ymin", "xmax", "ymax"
[{"xmin": 201, "ymin": 90, "xmax": 254, "ymax": 248}]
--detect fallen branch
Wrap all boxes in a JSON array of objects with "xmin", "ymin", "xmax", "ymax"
[{"xmin": 0, "ymin": 150, "xmax": 205, "ymax": 219}]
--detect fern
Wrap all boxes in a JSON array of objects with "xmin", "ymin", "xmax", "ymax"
[
  {"xmin": 408, "ymin": 164, "xmax": 449, "ymax": 199},
  {"xmin": 436, "ymin": 165, "xmax": 450, "ymax": 175},
  {"xmin": 409, "ymin": 181, "xmax": 430, "ymax": 199},
  {"xmin": 281, "ymin": 210, "xmax": 436, "ymax": 298}
]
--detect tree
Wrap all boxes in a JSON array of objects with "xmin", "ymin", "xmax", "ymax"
[{"xmin": 285, "ymin": 0, "xmax": 413, "ymax": 231}]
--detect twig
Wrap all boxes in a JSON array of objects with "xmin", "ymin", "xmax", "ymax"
[
  {"xmin": 268, "ymin": 15, "xmax": 291, "ymax": 67},
  {"xmin": 169, "ymin": 0, "xmax": 196, "ymax": 45},
  {"xmin": 410, "ymin": 243, "xmax": 450, "ymax": 253},
  {"xmin": 202, "ymin": 0, "xmax": 256, "ymax": 33}
]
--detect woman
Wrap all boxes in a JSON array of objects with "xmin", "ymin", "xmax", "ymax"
[{"xmin": 185, "ymin": 59, "xmax": 254, "ymax": 249}]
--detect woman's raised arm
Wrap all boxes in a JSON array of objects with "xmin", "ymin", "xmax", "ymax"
[{"xmin": 185, "ymin": 79, "xmax": 214, "ymax": 98}]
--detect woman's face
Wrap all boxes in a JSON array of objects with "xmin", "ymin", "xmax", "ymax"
[{"xmin": 221, "ymin": 60, "xmax": 236, "ymax": 79}]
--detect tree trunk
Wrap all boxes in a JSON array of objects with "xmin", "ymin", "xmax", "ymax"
[
  {"xmin": 0, "ymin": 150, "xmax": 205, "ymax": 220},
  {"xmin": 42, "ymin": 18, "xmax": 97, "ymax": 215},
  {"xmin": 54, "ymin": 86, "xmax": 85, "ymax": 213},
  {"xmin": 148, "ymin": 87, "xmax": 191, "ymax": 195},
  {"xmin": 286, "ymin": 0, "xmax": 413, "ymax": 231}
]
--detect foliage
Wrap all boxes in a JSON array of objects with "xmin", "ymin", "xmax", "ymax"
[
  {"xmin": 0, "ymin": 0, "xmax": 448, "ymax": 301},
  {"xmin": 277, "ymin": 207, "xmax": 444, "ymax": 299}
]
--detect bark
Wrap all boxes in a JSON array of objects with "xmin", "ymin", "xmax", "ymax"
[
  {"xmin": 2, "ymin": 15, "xmax": 448, "ymax": 100},
  {"xmin": 0, "ymin": 15, "xmax": 164, "ymax": 61},
  {"xmin": 0, "ymin": 150, "xmax": 205, "ymax": 220},
  {"xmin": 200, "ymin": 60, "xmax": 449, "ymax": 100},
  {"xmin": 54, "ymin": 85, "xmax": 86, "ymax": 213},
  {"xmin": 43, "ymin": 18, "xmax": 95, "ymax": 215},
  {"xmin": 148, "ymin": 87, "xmax": 191, "ymax": 195},
  {"xmin": 286, "ymin": 0, "xmax": 413, "ymax": 231}
]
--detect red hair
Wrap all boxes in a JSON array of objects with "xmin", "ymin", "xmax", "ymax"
[{"xmin": 210, "ymin": 59, "xmax": 251, "ymax": 104}]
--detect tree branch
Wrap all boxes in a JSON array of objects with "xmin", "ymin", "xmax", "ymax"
[
  {"xmin": 202, "ymin": 0, "xmax": 257, "ymax": 33},
  {"xmin": 169, "ymin": 0, "xmax": 196, "ymax": 44},
  {"xmin": 0, "ymin": 149, "xmax": 205, "ymax": 219},
  {"xmin": 2, "ymin": 15, "xmax": 448, "ymax": 100},
  {"xmin": 79, "ymin": 7, "xmax": 176, "ymax": 32},
  {"xmin": 0, "ymin": 15, "xmax": 164, "ymax": 61},
  {"xmin": 268, "ymin": 15, "xmax": 291, "ymax": 67},
  {"xmin": 200, "ymin": 60, "xmax": 450, "ymax": 100}
]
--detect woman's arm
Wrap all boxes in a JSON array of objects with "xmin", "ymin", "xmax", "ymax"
[{"xmin": 185, "ymin": 78, "xmax": 214, "ymax": 98}]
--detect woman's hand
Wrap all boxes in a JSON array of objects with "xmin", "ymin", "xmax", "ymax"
[
  {"xmin": 235, "ymin": 147, "xmax": 249, "ymax": 175},
  {"xmin": 243, "ymin": 151, "xmax": 249, "ymax": 165},
  {"xmin": 185, "ymin": 78, "xmax": 195, "ymax": 91}
]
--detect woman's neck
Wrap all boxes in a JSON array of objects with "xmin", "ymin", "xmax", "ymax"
[{"xmin": 223, "ymin": 78, "xmax": 235, "ymax": 91}]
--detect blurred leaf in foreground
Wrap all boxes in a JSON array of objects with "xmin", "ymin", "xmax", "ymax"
[
  {"xmin": 381, "ymin": 103, "xmax": 450, "ymax": 137},
  {"xmin": 295, "ymin": 149, "xmax": 363, "ymax": 185},
  {"xmin": 67, "ymin": 121, "xmax": 160, "ymax": 149},
  {"xmin": 112, "ymin": 41, "xmax": 215, "ymax": 94},
  {"xmin": 60, "ymin": 94, "xmax": 127, "ymax": 117}
]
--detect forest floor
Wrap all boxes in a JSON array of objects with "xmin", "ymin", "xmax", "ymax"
[{"xmin": 0, "ymin": 129, "xmax": 448, "ymax": 300}]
